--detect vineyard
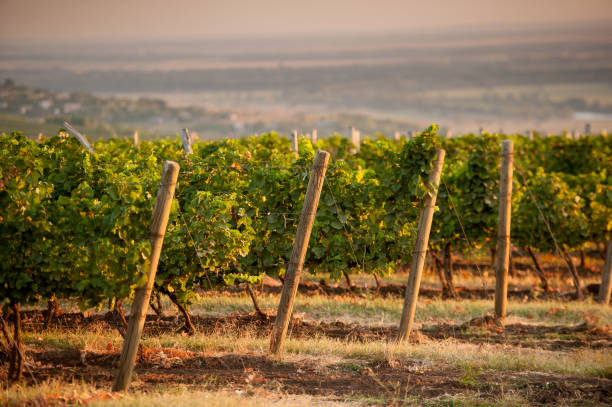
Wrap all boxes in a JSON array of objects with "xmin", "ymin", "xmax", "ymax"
[{"xmin": 1, "ymin": 126, "xmax": 611, "ymax": 405}]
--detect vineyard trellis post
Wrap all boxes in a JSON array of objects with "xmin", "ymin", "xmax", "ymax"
[
  {"xmin": 292, "ymin": 130, "xmax": 299, "ymax": 154},
  {"xmin": 63, "ymin": 121, "xmax": 95, "ymax": 153},
  {"xmin": 599, "ymin": 239, "xmax": 612, "ymax": 304},
  {"xmin": 349, "ymin": 127, "xmax": 360, "ymax": 153},
  {"xmin": 113, "ymin": 160, "xmax": 180, "ymax": 391},
  {"xmin": 494, "ymin": 140, "xmax": 514, "ymax": 320},
  {"xmin": 180, "ymin": 128, "xmax": 193, "ymax": 155},
  {"xmin": 398, "ymin": 148, "xmax": 446, "ymax": 341},
  {"xmin": 133, "ymin": 131, "xmax": 139, "ymax": 147},
  {"xmin": 269, "ymin": 150, "xmax": 330, "ymax": 354},
  {"xmin": 311, "ymin": 129, "xmax": 317, "ymax": 144}
]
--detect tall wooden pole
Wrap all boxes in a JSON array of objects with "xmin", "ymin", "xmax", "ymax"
[
  {"xmin": 494, "ymin": 140, "xmax": 514, "ymax": 320},
  {"xmin": 113, "ymin": 161, "xmax": 180, "ymax": 391},
  {"xmin": 180, "ymin": 128, "xmax": 193, "ymax": 155},
  {"xmin": 292, "ymin": 130, "xmax": 299, "ymax": 155},
  {"xmin": 599, "ymin": 239, "xmax": 612, "ymax": 305},
  {"xmin": 349, "ymin": 127, "xmax": 360, "ymax": 153},
  {"xmin": 269, "ymin": 150, "xmax": 330, "ymax": 354},
  {"xmin": 398, "ymin": 149, "xmax": 445, "ymax": 341}
]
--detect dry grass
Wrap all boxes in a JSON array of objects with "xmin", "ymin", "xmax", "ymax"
[
  {"xmin": 2, "ymin": 380, "xmax": 352, "ymax": 407},
  {"xmin": 22, "ymin": 322, "xmax": 610, "ymax": 379},
  {"xmin": 11, "ymin": 260, "xmax": 612, "ymax": 406},
  {"xmin": 191, "ymin": 291, "xmax": 612, "ymax": 327}
]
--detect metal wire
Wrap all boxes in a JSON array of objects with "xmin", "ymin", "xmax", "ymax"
[
  {"xmin": 323, "ymin": 180, "xmax": 361, "ymax": 269},
  {"xmin": 441, "ymin": 178, "xmax": 487, "ymax": 297},
  {"xmin": 513, "ymin": 162, "xmax": 566, "ymax": 262}
]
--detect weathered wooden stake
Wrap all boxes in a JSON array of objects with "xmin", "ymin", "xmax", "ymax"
[
  {"xmin": 133, "ymin": 131, "xmax": 139, "ymax": 147},
  {"xmin": 398, "ymin": 149, "xmax": 445, "ymax": 341},
  {"xmin": 598, "ymin": 239, "xmax": 612, "ymax": 304},
  {"xmin": 354, "ymin": 128, "xmax": 360, "ymax": 151},
  {"xmin": 349, "ymin": 127, "xmax": 360, "ymax": 153},
  {"xmin": 494, "ymin": 140, "xmax": 514, "ymax": 320},
  {"xmin": 269, "ymin": 150, "xmax": 330, "ymax": 354},
  {"xmin": 63, "ymin": 121, "xmax": 95, "ymax": 153},
  {"xmin": 311, "ymin": 129, "xmax": 318, "ymax": 144},
  {"xmin": 291, "ymin": 130, "xmax": 299, "ymax": 154},
  {"xmin": 113, "ymin": 161, "xmax": 180, "ymax": 391},
  {"xmin": 179, "ymin": 128, "xmax": 193, "ymax": 155},
  {"xmin": 393, "ymin": 131, "xmax": 401, "ymax": 142}
]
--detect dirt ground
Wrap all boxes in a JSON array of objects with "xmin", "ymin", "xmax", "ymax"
[
  {"xmin": 17, "ymin": 308, "xmax": 612, "ymax": 350},
  {"xmin": 3, "ymin": 254, "xmax": 611, "ymax": 406},
  {"xmin": 5, "ymin": 308, "xmax": 609, "ymax": 405},
  {"xmin": 4, "ymin": 339, "xmax": 611, "ymax": 406}
]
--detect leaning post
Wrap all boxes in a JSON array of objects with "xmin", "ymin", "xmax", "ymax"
[
  {"xmin": 63, "ymin": 121, "xmax": 95, "ymax": 153},
  {"xmin": 113, "ymin": 161, "xmax": 180, "ymax": 391},
  {"xmin": 269, "ymin": 150, "xmax": 330, "ymax": 354},
  {"xmin": 398, "ymin": 149, "xmax": 445, "ymax": 341}
]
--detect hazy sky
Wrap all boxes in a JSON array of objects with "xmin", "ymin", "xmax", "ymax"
[{"xmin": 1, "ymin": 0, "xmax": 612, "ymax": 44}]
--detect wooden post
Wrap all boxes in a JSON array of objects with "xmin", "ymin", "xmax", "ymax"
[
  {"xmin": 180, "ymin": 128, "xmax": 193, "ymax": 155},
  {"xmin": 63, "ymin": 121, "xmax": 95, "ymax": 153},
  {"xmin": 398, "ymin": 149, "xmax": 445, "ymax": 341},
  {"xmin": 598, "ymin": 240, "xmax": 612, "ymax": 304},
  {"xmin": 311, "ymin": 129, "xmax": 318, "ymax": 144},
  {"xmin": 113, "ymin": 161, "xmax": 180, "ymax": 391},
  {"xmin": 133, "ymin": 131, "xmax": 139, "ymax": 147},
  {"xmin": 494, "ymin": 140, "xmax": 514, "ymax": 320},
  {"xmin": 292, "ymin": 130, "xmax": 299, "ymax": 154},
  {"xmin": 393, "ymin": 131, "xmax": 401, "ymax": 142},
  {"xmin": 269, "ymin": 150, "xmax": 330, "ymax": 354},
  {"xmin": 410, "ymin": 131, "xmax": 416, "ymax": 140},
  {"xmin": 349, "ymin": 127, "xmax": 360, "ymax": 153}
]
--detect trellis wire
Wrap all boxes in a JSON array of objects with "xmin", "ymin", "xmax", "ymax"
[
  {"xmin": 512, "ymin": 161, "xmax": 566, "ymax": 263},
  {"xmin": 441, "ymin": 178, "xmax": 488, "ymax": 298},
  {"xmin": 175, "ymin": 203, "xmax": 214, "ymax": 289},
  {"xmin": 323, "ymin": 180, "xmax": 362, "ymax": 272}
]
